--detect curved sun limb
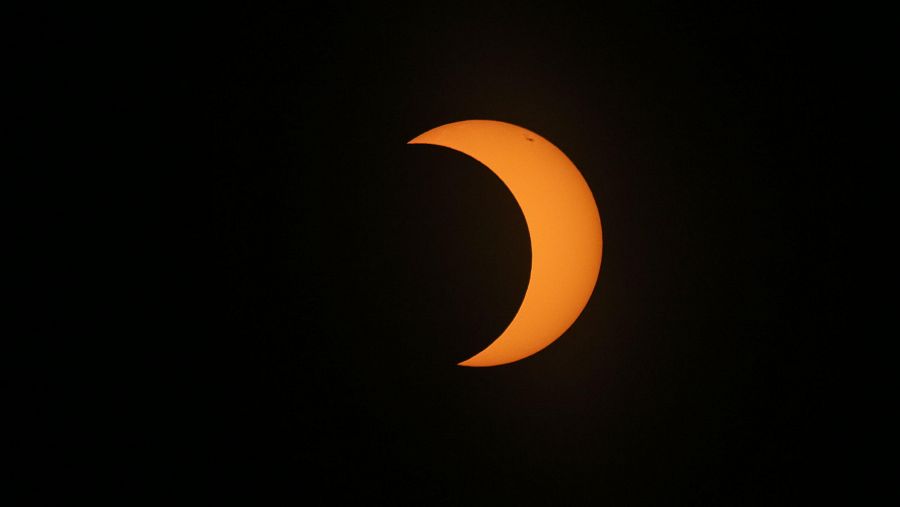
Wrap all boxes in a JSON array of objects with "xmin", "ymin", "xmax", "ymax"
[{"xmin": 409, "ymin": 120, "xmax": 602, "ymax": 367}]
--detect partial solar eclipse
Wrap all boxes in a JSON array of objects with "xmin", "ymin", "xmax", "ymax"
[{"xmin": 409, "ymin": 120, "xmax": 603, "ymax": 367}]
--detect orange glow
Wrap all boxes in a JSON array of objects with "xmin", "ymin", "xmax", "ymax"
[{"xmin": 409, "ymin": 120, "xmax": 603, "ymax": 367}]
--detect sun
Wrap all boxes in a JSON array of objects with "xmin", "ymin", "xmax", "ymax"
[{"xmin": 409, "ymin": 120, "xmax": 602, "ymax": 366}]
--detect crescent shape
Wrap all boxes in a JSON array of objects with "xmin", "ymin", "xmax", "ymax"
[{"xmin": 409, "ymin": 120, "xmax": 603, "ymax": 367}]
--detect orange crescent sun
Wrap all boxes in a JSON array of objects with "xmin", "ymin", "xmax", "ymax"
[{"xmin": 409, "ymin": 120, "xmax": 603, "ymax": 367}]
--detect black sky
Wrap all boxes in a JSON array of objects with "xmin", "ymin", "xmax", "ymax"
[
  {"xmin": 171, "ymin": 3, "xmax": 848, "ymax": 503},
  {"xmin": 22, "ymin": 2, "xmax": 850, "ymax": 503}
]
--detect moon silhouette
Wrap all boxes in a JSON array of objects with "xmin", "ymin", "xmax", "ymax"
[{"xmin": 409, "ymin": 120, "xmax": 603, "ymax": 367}]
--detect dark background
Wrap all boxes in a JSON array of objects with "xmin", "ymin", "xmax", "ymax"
[
  {"xmin": 21, "ymin": 2, "xmax": 850, "ymax": 503},
  {"xmin": 177, "ymin": 3, "xmax": 845, "ymax": 503}
]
